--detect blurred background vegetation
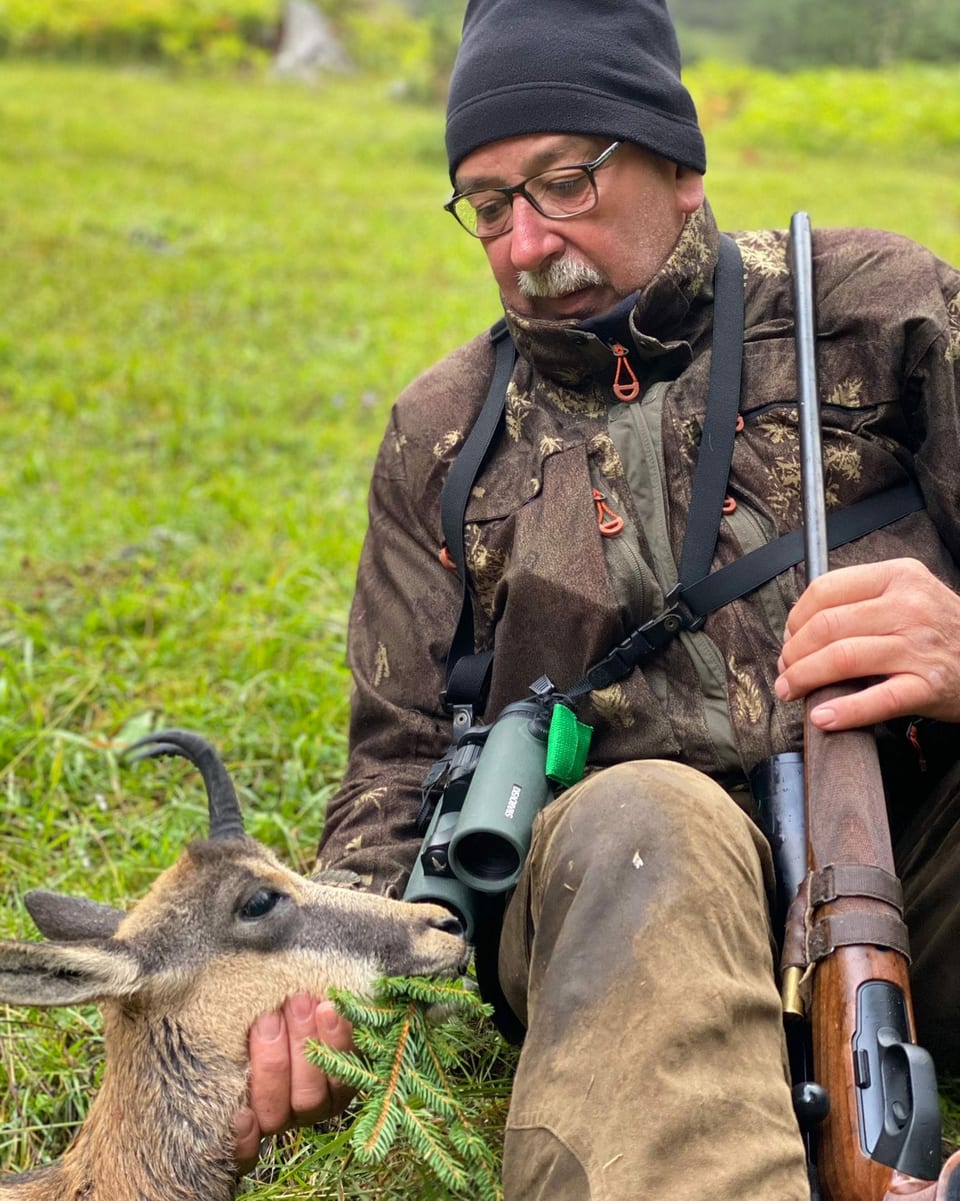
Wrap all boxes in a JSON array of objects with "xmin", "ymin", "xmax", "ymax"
[
  {"xmin": 1, "ymin": 0, "xmax": 959, "ymax": 1195},
  {"xmin": 2, "ymin": 0, "xmax": 959, "ymax": 75}
]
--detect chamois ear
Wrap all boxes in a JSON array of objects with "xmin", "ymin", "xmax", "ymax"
[
  {"xmin": 25, "ymin": 890, "xmax": 125, "ymax": 942},
  {"xmin": 0, "ymin": 940, "xmax": 142, "ymax": 1007}
]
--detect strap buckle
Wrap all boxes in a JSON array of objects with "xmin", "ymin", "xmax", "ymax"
[
  {"xmin": 584, "ymin": 594, "xmax": 703, "ymax": 690},
  {"xmin": 663, "ymin": 584, "xmax": 707, "ymax": 633}
]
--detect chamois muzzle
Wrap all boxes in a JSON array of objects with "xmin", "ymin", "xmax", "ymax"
[{"xmin": 125, "ymin": 729, "xmax": 246, "ymax": 840}]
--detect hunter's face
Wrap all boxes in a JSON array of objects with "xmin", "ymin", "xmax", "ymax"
[{"xmin": 454, "ymin": 132, "xmax": 704, "ymax": 323}]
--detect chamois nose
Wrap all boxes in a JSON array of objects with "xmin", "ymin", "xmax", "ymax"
[{"xmin": 430, "ymin": 910, "xmax": 466, "ymax": 941}]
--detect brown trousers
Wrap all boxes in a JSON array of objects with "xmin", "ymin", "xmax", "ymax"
[{"xmin": 496, "ymin": 758, "xmax": 960, "ymax": 1201}]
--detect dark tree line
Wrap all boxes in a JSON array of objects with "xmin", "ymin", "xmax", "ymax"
[
  {"xmin": 391, "ymin": 0, "xmax": 960, "ymax": 69},
  {"xmin": 669, "ymin": 0, "xmax": 960, "ymax": 68}
]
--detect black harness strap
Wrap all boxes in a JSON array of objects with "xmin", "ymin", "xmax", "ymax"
[
  {"xmin": 677, "ymin": 234, "xmax": 745, "ymax": 586},
  {"xmin": 682, "ymin": 480, "xmax": 925, "ymax": 620},
  {"xmin": 441, "ymin": 319, "xmax": 515, "ymax": 710}
]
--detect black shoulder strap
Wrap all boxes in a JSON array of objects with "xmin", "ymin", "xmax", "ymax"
[
  {"xmin": 682, "ymin": 480, "xmax": 925, "ymax": 619},
  {"xmin": 441, "ymin": 319, "xmax": 515, "ymax": 710},
  {"xmin": 678, "ymin": 233, "xmax": 745, "ymax": 584}
]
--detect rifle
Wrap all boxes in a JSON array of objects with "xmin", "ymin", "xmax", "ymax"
[{"xmin": 786, "ymin": 211, "xmax": 960, "ymax": 1201}]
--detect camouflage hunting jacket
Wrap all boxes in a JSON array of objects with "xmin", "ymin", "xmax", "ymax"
[{"xmin": 316, "ymin": 202, "xmax": 960, "ymax": 896}]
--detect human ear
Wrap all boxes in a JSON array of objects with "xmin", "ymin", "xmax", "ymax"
[{"xmin": 675, "ymin": 165, "xmax": 705, "ymax": 214}]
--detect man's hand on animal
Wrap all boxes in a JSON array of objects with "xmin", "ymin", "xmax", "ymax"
[
  {"xmin": 775, "ymin": 556, "xmax": 960, "ymax": 728},
  {"xmin": 234, "ymin": 995, "xmax": 355, "ymax": 1172}
]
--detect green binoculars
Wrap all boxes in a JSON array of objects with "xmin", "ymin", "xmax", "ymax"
[{"xmin": 403, "ymin": 700, "xmax": 554, "ymax": 939}]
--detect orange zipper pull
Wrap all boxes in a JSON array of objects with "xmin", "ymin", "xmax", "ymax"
[
  {"xmin": 593, "ymin": 489, "xmax": 625, "ymax": 537},
  {"xmin": 611, "ymin": 342, "xmax": 641, "ymax": 402}
]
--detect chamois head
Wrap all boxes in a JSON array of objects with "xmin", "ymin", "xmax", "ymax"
[{"xmin": 0, "ymin": 730, "xmax": 467, "ymax": 1062}]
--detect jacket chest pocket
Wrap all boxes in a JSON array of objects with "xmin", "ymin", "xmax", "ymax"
[
  {"xmin": 463, "ymin": 444, "xmax": 631, "ymax": 704},
  {"xmin": 732, "ymin": 338, "xmax": 904, "ymax": 536}
]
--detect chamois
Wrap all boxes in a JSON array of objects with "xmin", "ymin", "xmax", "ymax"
[{"xmin": 0, "ymin": 730, "xmax": 467, "ymax": 1201}]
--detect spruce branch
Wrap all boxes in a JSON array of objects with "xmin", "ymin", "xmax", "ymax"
[{"xmin": 307, "ymin": 976, "xmax": 505, "ymax": 1201}]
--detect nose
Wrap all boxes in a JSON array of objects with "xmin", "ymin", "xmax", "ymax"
[
  {"xmin": 508, "ymin": 196, "xmax": 565, "ymax": 274},
  {"xmin": 428, "ymin": 909, "xmax": 466, "ymax": 941}
]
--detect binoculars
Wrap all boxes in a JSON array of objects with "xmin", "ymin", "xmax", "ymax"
[{"xmin": 403, "ymin": 699, "xmax": 554, "ymax": 940}]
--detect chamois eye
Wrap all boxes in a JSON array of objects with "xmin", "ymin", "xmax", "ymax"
[{"xmin": 239, "ymin": 888, "xmax": 283, "ymax": 921}]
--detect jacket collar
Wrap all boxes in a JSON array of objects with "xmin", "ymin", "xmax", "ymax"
[{"xmin": 501, "ymin": 201, "xmax": 720, "ymax": 392}]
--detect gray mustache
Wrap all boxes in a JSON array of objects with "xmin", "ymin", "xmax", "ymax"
[{"xmin": 517, "ymin": 258, "xmax": 607, "ymax": 298}]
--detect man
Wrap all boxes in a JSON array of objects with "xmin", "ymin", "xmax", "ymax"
[{"xmin": 235, "ymin": 0, "xmax": 960, "ymax": 1196}]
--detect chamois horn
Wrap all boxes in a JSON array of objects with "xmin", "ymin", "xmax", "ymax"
[{"xmin": 126, "ymin": 729, "xmax": 246, "ymax": 841}]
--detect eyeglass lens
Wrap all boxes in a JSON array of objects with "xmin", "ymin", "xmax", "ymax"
[{"xmin": 452, "ymin": 165, "xmax": 596, "ymax": 238}]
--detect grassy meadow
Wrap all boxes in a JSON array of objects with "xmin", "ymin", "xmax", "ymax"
[{"xmin": 1, "ymin": 56, "xmax": 959, "ymax": 1195}]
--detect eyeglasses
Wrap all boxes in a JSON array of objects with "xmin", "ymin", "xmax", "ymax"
[{"xmin": 445, "ymin": 141, "xmax": 622, "ymax": 240}]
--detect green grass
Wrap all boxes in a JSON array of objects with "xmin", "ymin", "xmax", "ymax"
[{"xmin": 1, "ymin": 57, "xmax": 958, "ymax": 1193}]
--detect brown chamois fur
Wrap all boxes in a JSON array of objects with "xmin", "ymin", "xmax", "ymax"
[{"xmin": 0, "ymin": 731, "xmax": 466, "ymax": 1201}]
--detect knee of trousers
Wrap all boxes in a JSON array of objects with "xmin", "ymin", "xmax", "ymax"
[
  {"xmin": 499, "ymin": 758, "xmax": 778, "ymax": 1029},
  {"xmin": 527, "ymin": 759, "xmax": 773, "ymax": 897}
]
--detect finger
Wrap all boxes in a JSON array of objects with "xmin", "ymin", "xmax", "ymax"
[
  {"xmin": 778, "ymin": 585, "xmax": 923, "ymax": 668},
  {"xmin": 779, "ymin": 600, "xmax": 868, "ymax": 673},
  {"xmin": 777, "ymin": 614, "xmax": 960, "ymax": 709},
  {"xmin": 313, "ymin": 999, "xmax": 357, "ymax": 1114},
  {"xmin": 286, "ymin": 997, "xmax": 357, "ymax": 1121},
  {"xmin": 233, "ymin": 1106, "xmax": 263, "ymax": 1175},
  {"xmin": 776, "ymin": 635, "xmax": 907, "ymax": 701},
  {"xmin": 285, "ymin": 994, "xmax": 338, "ymax": 1121},
  {"xmin": 247, "ymin": 1009, "xmax": 293, "ymax": 1136},
  {"xmin": 784, "ymin": 562, "xmax": 897, "ymax": 639},
  {"xmin": 806, "ymin": 674, "xmax": 933, "ymax": 731},
  {"xmin": 781, "ymin": 558, "xmax": 945, "ymax": 652}
]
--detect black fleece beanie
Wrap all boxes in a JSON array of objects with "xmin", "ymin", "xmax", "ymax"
[{"xmin": 445, "ymin": 0, "xmax": 706, "ymax": 181}]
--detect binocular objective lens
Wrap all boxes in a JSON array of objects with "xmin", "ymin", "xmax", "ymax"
[{"xmin": 453, "ymin": 832, "xmax": 521, "ymax": 883}]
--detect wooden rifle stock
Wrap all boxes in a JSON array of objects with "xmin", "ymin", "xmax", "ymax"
[
  {"xmin": 802, "ymin": 691, "xmax": 937, "ymax": 1196},
  {"xmin": 790, "ymin": 213, "xmax": 960, "ymax": 1201}
]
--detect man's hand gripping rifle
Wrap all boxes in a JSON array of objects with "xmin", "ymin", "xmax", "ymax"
[{"xmin": 780, "ymin": 211, "xmax": 960, "ymax": 1201}]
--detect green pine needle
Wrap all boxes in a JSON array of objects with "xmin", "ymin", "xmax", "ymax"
[{"xmin": 307, "ymin": 976, "xmax": 505, "ymax": 1201}]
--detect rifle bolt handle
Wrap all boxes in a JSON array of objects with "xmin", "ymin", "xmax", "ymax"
[{"xmin": 792, "ymin": 1081, "xmax": 830, "ymax": 1130}]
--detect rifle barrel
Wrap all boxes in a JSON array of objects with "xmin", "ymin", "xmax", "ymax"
[{"xmin": 790, "ymin": 211, "xmax": 829, "ymax": 585}]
